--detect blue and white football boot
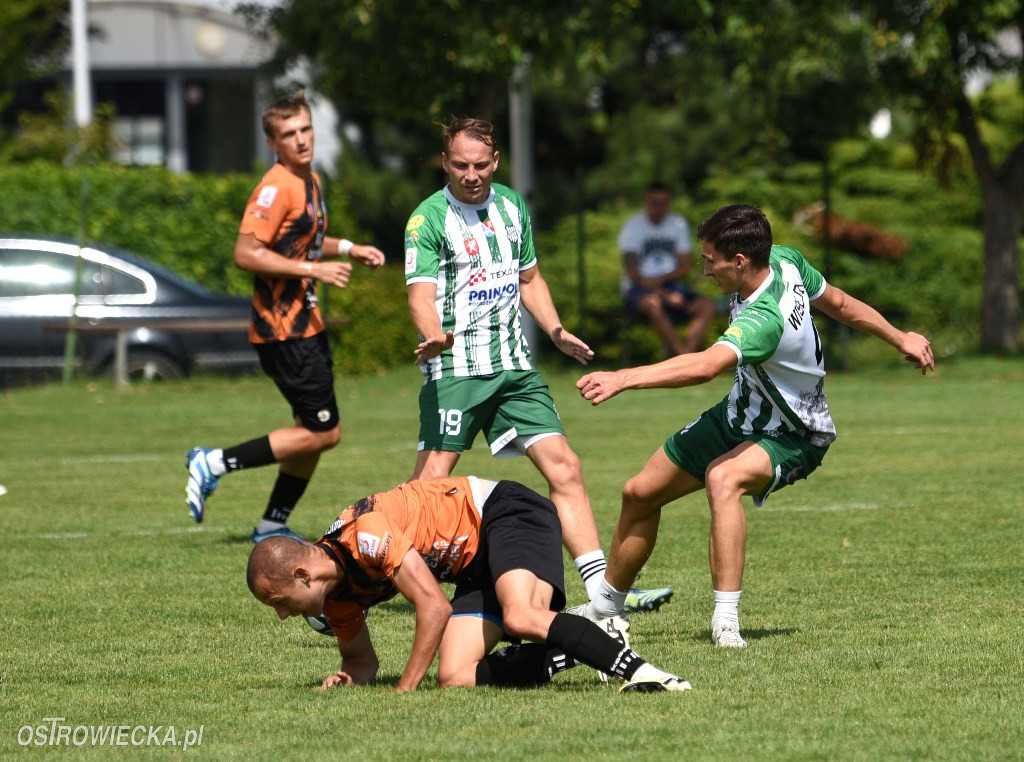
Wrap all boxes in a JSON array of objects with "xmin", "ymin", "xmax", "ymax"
[{"xmin": 185, "ymin": 447, "xmax": 218, "ymax": 523}]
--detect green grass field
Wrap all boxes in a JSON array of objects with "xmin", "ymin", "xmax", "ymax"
[{"xmin": 1, "ymin": 357, "xmax": 1022, "ymax": 760}]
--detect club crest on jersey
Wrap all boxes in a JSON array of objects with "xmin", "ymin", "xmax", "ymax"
[
  {"xmin": 482, "ymin": 220, "xmax": 496, "ymax": 237},
  {"xmin": 256, "ymin": 186, "xmax": 278, "ymax": 208},
  {"xmin": 464, "ymin": 238, "xmax": 480, "ymax": 257},
  {"xmin": 357, "ymin": 531, "xmax": 381, "ymax": 559}
]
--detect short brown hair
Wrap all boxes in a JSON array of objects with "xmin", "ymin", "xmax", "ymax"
[
  {"xmin": 441, "ymin": 117, "xmax": 496, "ymax": 150},
  {"xmin": 696, "ymin": 205, "xmax": 773, "ymax": 267},
  {"xmin": 262, "ymin": 94, "xmax": 311, "ymax": 138}
]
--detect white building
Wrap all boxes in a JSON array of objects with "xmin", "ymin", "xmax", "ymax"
[{"xmin": 62, "ymin": 0, "xmax": 338, "ymax": 174}]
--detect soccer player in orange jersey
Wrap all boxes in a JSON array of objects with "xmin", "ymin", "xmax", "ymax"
[
  {"xmin": 184, "ymin": 94, "xmax": 385, "ymax": 543},
  {"xmin": 247, "ymin": 477, "xmax": 691, "ymax": 694}
]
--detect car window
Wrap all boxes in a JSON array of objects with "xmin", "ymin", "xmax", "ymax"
[
  {"xmin": 105, "ymin": 265, "xmax": 147, "ymax": 297},
  {"xmin": 0, "ymin": 249, "xmax": 105, "ymax": 298}
]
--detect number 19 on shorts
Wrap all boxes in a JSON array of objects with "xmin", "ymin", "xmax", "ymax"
[{"xmin": 439, "ymin": 408, "xmax": 463, "ymax": 436}]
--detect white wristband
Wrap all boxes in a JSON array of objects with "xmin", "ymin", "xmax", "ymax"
[{"xmin": 337, "ymin": 238, "xmax": 354, "ymax": 257}]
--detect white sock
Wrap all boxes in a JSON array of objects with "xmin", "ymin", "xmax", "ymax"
[
  {"xmin": 591, "ymin": 577, "xmax": 628, "ymax": 619},
  {"xmin": 206, "ymin": 449, "xmax": 227, "ymax": 477},
  {"xmin": 255, "ymin": 519, "xmax": 286, "ymax": 534},
  {"xmin": 712, "ymin": 589, "xmax": 742, "ymax": 627},
  {"xmin": 574, "ymin": 550, "xmax": 608, "ymax": 602}
]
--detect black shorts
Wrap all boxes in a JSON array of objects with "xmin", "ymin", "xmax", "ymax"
[
  {"xmin": 450, "ymin": 481, "xmax": 566, "ymax": 629},
  {"xmin": 254, "ymin": 333, "xmax": 339, "ymax": 432}
]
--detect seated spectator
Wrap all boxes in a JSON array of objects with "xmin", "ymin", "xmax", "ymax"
[{"xmin": 618, "ymin": 183, "xmax": 715, "ymax": 355}]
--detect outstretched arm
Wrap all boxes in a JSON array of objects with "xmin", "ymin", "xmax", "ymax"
[
  {"xmin": 812, "ymin": 284, "xmax": 934, "ymax": 374},
  {"xmin": 391, "ymin": 549, "xmax": 452, "ymax": 693},
  {"xmin": 519, "ymin": 265, "xmax": 594, "ymax": 365},
  {"xmin": 578, "ymin": 343, "xmax": 737, "ymax": 405}
]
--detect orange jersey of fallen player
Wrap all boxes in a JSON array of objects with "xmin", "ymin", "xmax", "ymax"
[
  {"xmin": 314, "ymin": 477, "xmax": 483, "ymax": 641},
  {"xmin": 239, "ymin": 162, "xmax": 327, "ymax": 343}
]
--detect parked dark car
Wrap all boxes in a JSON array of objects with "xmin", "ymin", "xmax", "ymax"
[{"xmin": 0, "ymin": 235, "xmax": 257, "ymax": 386}]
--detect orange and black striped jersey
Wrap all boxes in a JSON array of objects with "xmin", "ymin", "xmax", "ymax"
[
  {"xmin": 315, "ymin": 478, "xmax": 484, "ymax": 641},
  {"xmin": 239, "ymin": 162, "xmax": 328, "ymax": 343}
]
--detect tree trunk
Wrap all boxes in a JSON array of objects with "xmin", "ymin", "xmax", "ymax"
[{"xmin": 979, "ymin": 182, "xmax": 1022, "ymax": 354}]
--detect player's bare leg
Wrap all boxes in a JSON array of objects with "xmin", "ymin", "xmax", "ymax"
[
  {"xmin": 703, "ymin": 442, "xmax": 774, "ymax": 647},
  {"xmin": 409, "ymin": 448, "xmax": 461, "ymax": 482},
  {"xmin": 437, "ymin": 616, "xmax": 504, "ymax": 688},
  {"xmin": 603, "ymin": 448, "xmax": 703, "ymax": 598},
  {"xmin": 525, "ymin": 435, "xmax": 601, "ymax": 558}
]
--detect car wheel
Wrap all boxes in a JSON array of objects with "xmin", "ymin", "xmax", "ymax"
[{"xmin": 125, "ymin": 350, "xmax": 185, "ymax": 381}]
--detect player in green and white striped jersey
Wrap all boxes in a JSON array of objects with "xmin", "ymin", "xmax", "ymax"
[
  {"xmin": 405, "ymin": 119, "xmax": 673, "ymax": 625},
  {"xmin": 577, "ymin": 205, "xmax": 934, "ymax": 648},
  {"xmin": 405, "ymin": 178, "xmax": 537, "ymax": 380}
]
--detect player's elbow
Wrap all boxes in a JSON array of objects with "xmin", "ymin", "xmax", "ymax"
[{"xmin": 691, "ymin": 358, "xmax": 721, "ymax": 385}]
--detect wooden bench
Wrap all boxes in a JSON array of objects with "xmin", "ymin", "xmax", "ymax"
[{"xmin": 45, "ymin": 315, "xmax": 349, "ymax": 389}]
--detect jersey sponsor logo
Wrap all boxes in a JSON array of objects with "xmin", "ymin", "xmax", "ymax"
[
  {"xmin": 405, "ymin": 247, "xmax": 418, "ymax": 275},
  {"xmin": 464, "ymin": 238, "xmax": 480, "ymax": 257},
  {"xmin": 256, "ymin": 186, "xmax": 278, "ymax": 208},
  {"xmin": 406, "ymin": 229, "xmax": 420, "ymax": 243},
  {"xmin": 357, "ymin": 531, "xmax": 381, "ymax": 559},
  {"xmin": 423, "ymin": 535, "xmax": 469, "ymax": 579},
  {"xmin": 468, "ymin": 268, "xmax": 487, "ymax": 286},
  {"xmin": 489, "ymin": 265, "xmax": 517, "ymax": 279},
  {"xmin": 482, "ymin": 220, "xmax": 496, "ymax": 237},
  {"xmin": 725, "ymin": 326, "xmax": 743, "ymax": 340},
  {"xmin": 316, "ymin": 409, "xmax": 331, "ymax": 423},
  {"xmin": 251, "ymin": 211, "xmax": 270, "ymax": 221},
  {"xmin": 406, "ymin": 215, "xmax": 425, "ymax": 231},
  {"xmin": 325, "ymin": 517, "xmax": 346, "ymax": 535},
  {"xmin": 468, "ymin": 282, "xmax": 518, "ymax": 305},
  {"xmin": 505, "ymin": 226, "xmax": 520, "ymax": 244}
]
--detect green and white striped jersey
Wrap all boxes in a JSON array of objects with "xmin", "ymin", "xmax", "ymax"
[
  {"xmin": 715, "ymin": 245, "xmax": 837, "ymax": 447},
  {"xmin": 405, "ymin": 183, "xmax": 537, "ymax": 380}
]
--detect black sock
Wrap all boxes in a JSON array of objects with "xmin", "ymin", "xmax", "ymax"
[
  {"xmin": 223, "ymin": 436, "xmax": 276, "ymax": 472},
  {"xmin": 261, "ymin": 472, "xmax": 309, "ymax": 523},
  {"xmin": 474, "ymin": 643, "xmax": 576, "ymax": 688},
  {"xmin": 546, "ymin": 612, "xmax": 645, "ymax": 680}
]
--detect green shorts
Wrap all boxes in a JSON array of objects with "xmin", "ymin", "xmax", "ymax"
[
  {"xmin": 663, "ymin": 398, "xmax": 829, "ymax": 506},
  {"xmin": 418, "ymin": 370, "xmax": 565, "ymax": 457}
]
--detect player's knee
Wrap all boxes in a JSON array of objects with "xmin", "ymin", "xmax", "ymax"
[
  {"xmin": 438, "ymin": 663, "xmax": 476, "ymax": 689},
  {"xmin": 547, "ymin": 447, "xmax": 583, "ymax": 487},
  {"xmin": 621, "ymin": 476, "xmax": 658, "ymax": 518},
  {"xmin": 500, "ymin": 606, "xmax": 544, "ymax": 641},
  {"xmin": 313, "ymin": 425, "xmax": 341, "ymax": 451},
  {"xmin": 704, "ymin": 463, "xmax": 740, "ymax": 502}
]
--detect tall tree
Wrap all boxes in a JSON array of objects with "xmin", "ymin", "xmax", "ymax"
[
  {"xmin": 865, "ymin": 0, "xmax": 1023, "ymax": 353},
  {"xmin": 0, "ymin": 0, "xmax": 68, "ymax": 119}
]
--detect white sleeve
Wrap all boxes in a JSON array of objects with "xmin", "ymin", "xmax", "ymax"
[
  {"xmin": 618, "ymin": 215, "xmax": 640, "ymax": 255},
  {"xmin": 675, "ymin": 215, "xmax": 693, "ymax": 254}
]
